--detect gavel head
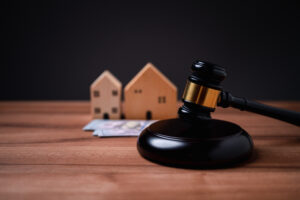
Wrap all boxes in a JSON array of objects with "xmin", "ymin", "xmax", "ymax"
[{"xmin": 178, "ymin": 60, "xmax": 227, "ymax": 120}]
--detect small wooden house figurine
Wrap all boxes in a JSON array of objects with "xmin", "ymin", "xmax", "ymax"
[
  {"xmin": 123, "ymin": 63, "xmax": 177, "ymax": 120},
  {"xmin": 90, "ymin": 70, "xmax": 122, "ymax": 119}
]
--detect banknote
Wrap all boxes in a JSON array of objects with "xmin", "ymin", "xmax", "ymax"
[{"xmin": 83, "ymin": 119, "xmax": 156, "ymax": 137}]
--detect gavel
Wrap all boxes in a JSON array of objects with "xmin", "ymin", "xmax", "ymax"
[
  {"xmin": 137, "ymin": 60, "xmax": 300, "ymax": 169},
  {"xmin": 179, "ymin": 60, "xmax": 300, "ymax": 126}
]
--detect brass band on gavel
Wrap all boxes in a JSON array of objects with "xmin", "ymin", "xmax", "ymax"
[{"xmin": 182, "ymin": 80, "xmax": 221, "ymax": 109}]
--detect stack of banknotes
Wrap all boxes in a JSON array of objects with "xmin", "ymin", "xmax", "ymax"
[{"xmin": 83, "ymin": 119, "xmax": 156, "ymax": 137}]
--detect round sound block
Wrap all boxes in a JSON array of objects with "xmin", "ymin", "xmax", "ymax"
[{"xmin": 137, "ymin": 118, "xmax": 253, "ymax": 168}]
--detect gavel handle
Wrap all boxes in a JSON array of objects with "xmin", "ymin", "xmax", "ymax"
[{"xmin": 218, "ymin": 91, "xmax": 300, "ymax": 126}]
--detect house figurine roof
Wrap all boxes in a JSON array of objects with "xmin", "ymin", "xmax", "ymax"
[
  {"xmin": 124, "ymin": 62, "xmax": 176, "ymax": 93},
  {"xmin": 91, "ymin": 70, "xmax": 122, "ymax": 88}
]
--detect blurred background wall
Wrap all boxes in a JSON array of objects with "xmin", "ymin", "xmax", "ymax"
[{"xmin": 2, "ymin": 0, "xmax": 300, "ymax": 100}]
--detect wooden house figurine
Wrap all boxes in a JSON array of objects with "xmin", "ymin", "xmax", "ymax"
[
  {"xmin": 123, "ymin": 63, "xmax": 177, "ymax": 120},
  {"xmin": 90, "ymin": 70, "xmax": 122, "ymax": 119}
]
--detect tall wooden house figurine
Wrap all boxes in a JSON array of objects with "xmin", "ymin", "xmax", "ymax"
[
  {"xmin": 123, "ymin": 63, "xmax": 178, "ymax": 120},
  {"xmin": 90, "ymin": 70, "xmax": 122, "ymax": 119}
]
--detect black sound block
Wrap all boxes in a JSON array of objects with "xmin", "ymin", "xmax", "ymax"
[{"xmin": 137, "ymin": 118, "xmax": 253, "ymax": 168}]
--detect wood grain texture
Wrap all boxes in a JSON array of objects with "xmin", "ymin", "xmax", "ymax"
[{"xmin": 0, "ymin": 101, "xmax": 300, "ymax": 200}]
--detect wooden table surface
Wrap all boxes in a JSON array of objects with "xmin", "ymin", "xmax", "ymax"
[{"xmin": 0, "ymin": 101, "xmax": 299, "ymax": 200}]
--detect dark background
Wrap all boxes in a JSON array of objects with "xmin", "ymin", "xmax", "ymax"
[{"xmin": 2, "ymin": 0, "xmax": 300, "ymax": 100}]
